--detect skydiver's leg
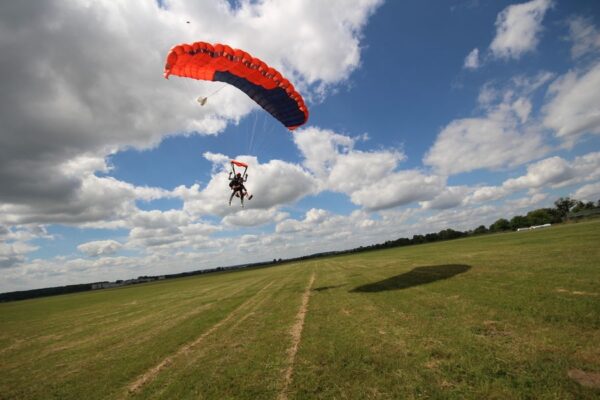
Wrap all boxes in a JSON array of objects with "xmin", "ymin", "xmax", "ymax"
[
  {"xmin": 229, "ymin": 191, "xmax": 235, "ymax": 206},
  {"xmin": 240, "ymin": 184, "xmax": 252, "ymax": 200}
]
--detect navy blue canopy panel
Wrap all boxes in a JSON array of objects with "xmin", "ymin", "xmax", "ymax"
[{"xmin": 214, "ymin": 71, "xmax": 307, "ymax": 128}]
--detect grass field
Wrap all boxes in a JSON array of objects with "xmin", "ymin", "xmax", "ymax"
[{"xmin": 1, "ymin": 220, "xmax": 599, "ymax": 399}]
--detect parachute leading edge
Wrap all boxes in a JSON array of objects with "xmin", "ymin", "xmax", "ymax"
[{"xmin": 164, "ymin": 42, "xmax": 309, "ymax": 130}]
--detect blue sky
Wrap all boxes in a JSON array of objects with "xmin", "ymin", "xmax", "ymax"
[{"xmin": 1, "ymin": 0, "xmax": 600, "ymax": 292}]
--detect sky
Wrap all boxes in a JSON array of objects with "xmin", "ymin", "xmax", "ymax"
[{"xmin": 1, "ymin": 0, "xmax": 600, "ymax": 292}]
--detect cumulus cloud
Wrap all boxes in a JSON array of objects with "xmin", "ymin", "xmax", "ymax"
[
  {"xmin": 222, "ymin": 208, "xmax": 288, "ymax": 227},
  {"xmin": 0, "ymin": 174, "xmax": 168, "ymax": 227},
  {"xmin": 348, "ymin": 171, "xmax": 444, "ymax": 211},
  {"xmin": 505, "ymin": 192, "xmax": 548, "ymax": 209},
  {"xmin": 295, "ymin": 127, "xmax": 442, "ymax": 210},
  {"xmin": 425, "ymin": 73, "xmax": 554, "ymax": 175},
  {"xmin": 126, "ymin": 211, "xmax": 220, "ymax": 252},
  {"xmin": 420, "ymin": 205, "xmax": 503, "ymax": 232},
  {"xmin": 424, "ymin": 110, "xmax": 547, "ymax": 175},
  {"xmin": 0, "ymin": 241, "xmax": 37, "ymax": 269},
  {"xmin": 464, "ymin": 48, "xmax": 480, "ymax": 69},
  {"xmin": 490, "ymin": 0, "xmax": 553, "ymax": 60},
  {"xmin": 572, "ymin": 182, "xmax": 600, "ymax": 202},
  {"xmin": 543, "ymin": 61, "xmax": 600, "ymax": 142},
  {"xmin": 466, "ymin": 186, "xmax": 508, "ymax": 204},
  {"xmin": 130, "ymin": 210, "xmax": 192, "ymax": 230},
  {"xmin": 0, "ymin": 0, "xmax": 382, "ymax": 227},
  {"xmin": 503, "ymin": 156, "xmax": 575, "ymax": 191},
  {"xmin": 77, "ymin": 240, "xmax": 123, "ymax": 257},
  {"xmin": 182, "ymin": 154, "xmax": 318, "ymax": 219},
  {"xmin": 463, "ymin": 152, "xmax": 600, "ymax": 205},
  {"xmin": 275, "ymin": 208, "xmax": 411, "ymax": 247},
  {"xmin": 420, "ymin": 186, "xmax": 471, "ymax": 210}
]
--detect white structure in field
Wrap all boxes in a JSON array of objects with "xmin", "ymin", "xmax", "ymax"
[{"xmin": 517, "ymin": 223, "xmax": 551, "ymax": 232}]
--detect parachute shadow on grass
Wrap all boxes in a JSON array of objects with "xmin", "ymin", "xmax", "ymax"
[{"xmin": 351, "ymin": 264, "xmax": 471, "ymax": 293}]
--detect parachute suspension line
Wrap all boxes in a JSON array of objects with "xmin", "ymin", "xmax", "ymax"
[
  {"xmin": 248, "ymin": 111, "xmax": 259, "ymax": 154},
  {"xmin": 207, "ymin": 83, "xmax": 227, "ymax": 98},
  {"xmin": 253, "ymin": 113, "xmax": 277, "ymax": 157},
  {"xmin": 230, "ymin": 161, "xmax": 248, "ymax": 180},
  {"xmin": 197, "ymin": 84, "xmax": 228, "ymax": 106}
]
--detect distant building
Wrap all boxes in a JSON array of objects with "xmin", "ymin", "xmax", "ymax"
[{"xmin": 91, "ymin": 281, "xmax": 121, "ymax": 290}]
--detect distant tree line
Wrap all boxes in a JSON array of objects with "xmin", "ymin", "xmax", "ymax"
[
  {"xmin": 287, "ymin": 197, "xmax": 600, "ymax": 257},
  {"xmin": 0, "ymin": 283, "xmax": 93, "ymax": 302},
  {"xmin": 487, "ymin": 197, "xmax": 600, "ymax": 233},
  {"xmin": 0, "ymin": 265, "xmax": 261, "ymax": 302},
  {"xmin": 1, "ymin": 197, "xmax": 598, "ymax": 302}
]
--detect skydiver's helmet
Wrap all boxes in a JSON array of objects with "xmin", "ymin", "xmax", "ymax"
[{"xmin": 236, "ymin": 173, "xmax": 241, "ymax": 178}]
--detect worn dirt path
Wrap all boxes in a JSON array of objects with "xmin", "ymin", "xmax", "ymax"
[{"xmin": 278, "ymin": 272, "xmax": 316, "ymax": 400}]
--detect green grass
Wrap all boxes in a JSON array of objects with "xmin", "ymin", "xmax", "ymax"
[{"xmin": 1, "ymin": 220, "xmax": 599, "ymax": 399}]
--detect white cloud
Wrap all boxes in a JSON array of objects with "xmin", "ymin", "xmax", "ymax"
[
  {"xmin": 223, "ymin": 208, "xmax": 288, "ymax": 227},
  {"xmin": 424, "ymin": 111, "xmax": 547, "ymax": 175},
  {"xmin": 464, "ymin": 152, "xmax": 600, "ymax": 204},
  {"xmin": 0, "ymin": 0, "xmax": 382, "ymax": 226},
  {"xmin": 490, "ymin": 0, "xmax": 553, "ymax": 60},
  {"xmin": 0, "ymin": 173, "xmax": 171, "ymax": 227},
  {"xmin": 275, "ymin": 208, "xmax": 413, "ymax": 247},
  {"xmin": 572, "ymin": 182, "xmax": 600, "ymax": 202},
  {"xmin": 182, "ymin": 154, "xmax": 318, "ymax": 218},
  {"xmin": 467, "ymin": 186, "xmax": 509, "ymax": 204},
  {"xmin": 0, "ymin": 242, "xmax": 36, "ymax": 269},
  {"xmin": 294, "ymin": 127, "xmax": 443, "ymax": 210},
  {"xmin": 425, "ymin": 73, "xmax": 554, "ymax": 175},
  {"xmin": 127, "ymin": 226, "xmax": 185, "ymax": 250},
  {"xmin": 464, "ymin": 48, "xmax": 480, "ymax": 69},
  {"xmin": 503, "ymin": 156, "xmax": 575, "ymax": 191},
  {"xmin": 125, "ymin": 214, "xmax": 220, "ymax": 252},
  {"xmin": 543, "ymin": 61, "xmax": 600, "ymax": 142},
  {"xmin": 294, "ymin": 128, "xmax": 357, "ymax": 179},
  {"xmin": 420, "ymin": 205, "xmax": 502, "ymax": 232},
  {"xmin": 568, "ymin": 16, "xmax": 600, "ymax": 59},
  {"xmin": 420, "ymin": 186, "xmax": 470, "ymax": 210},
  {"xmin": 505, "ymin": 192, "xmax": 548, "ymax": 209},
  {"xmin": 349, "ymin": 171, "xmax": 444, "ymax": 211},
  {"xmin": 130, "ymin": 210, "xmax": 192, "ymax": 230},
  {"xmin": 77, "ymin": 240, "xmax": 123, "ymax": 257}
]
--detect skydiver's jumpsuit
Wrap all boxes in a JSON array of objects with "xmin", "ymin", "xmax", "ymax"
[{"xmin": 229, "ymin": 174, "xmax": 248, "ymax": 205}]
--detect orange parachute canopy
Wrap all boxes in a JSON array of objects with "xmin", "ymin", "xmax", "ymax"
[
  {"xmin": 164, "ymin": 41, "xmax": 309, "ymax": 130},
  {"xmin": 230, "ymin": 160, "xmax": 248, "ymax": 168}
]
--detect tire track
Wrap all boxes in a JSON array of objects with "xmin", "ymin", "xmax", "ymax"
[
  {"xmin": 124, "ymin": 279, "xmax": 274, "ymax": 396},
  {"xmin": 278, "ymin": 272, "xmax": 316, "ymax": 400}
]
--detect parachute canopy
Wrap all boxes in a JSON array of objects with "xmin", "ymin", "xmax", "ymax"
[
  {"xmin": 230, "ymin": 160, "xmax": 248, "ymax": 168},
  {"xmin": 164, "ymin": 41, "xmax": 309, "ymax": 130}
]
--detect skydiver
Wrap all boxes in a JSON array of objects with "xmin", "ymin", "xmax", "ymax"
[{"xmin": 228, "ymin": 172, "xmax": 253, "ymax": 207}]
